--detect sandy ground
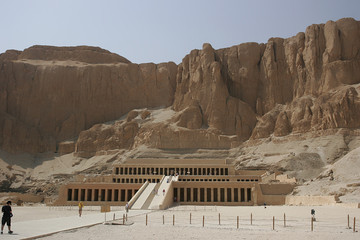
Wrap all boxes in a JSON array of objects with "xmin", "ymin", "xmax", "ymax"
[{"xmin": 2, "ymin": 205, "xmax": 359, "ymax": 240}]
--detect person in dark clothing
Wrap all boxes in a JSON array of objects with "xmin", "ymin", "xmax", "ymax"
[{"xmin": 1, "ymin": 201, "xmax": 13, "ymax": 234}]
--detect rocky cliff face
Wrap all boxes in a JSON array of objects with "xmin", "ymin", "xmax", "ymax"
[
  {"xmin": 0, "ymin": 46, "xmax": 177, "ymax": 153},
  {"xmin": 174, "ymin": 18, "xmax": 360, "ymax": 141},
  {"xmin": 0, "ymin": 18, "xmax": 359, "ymax": 155}
]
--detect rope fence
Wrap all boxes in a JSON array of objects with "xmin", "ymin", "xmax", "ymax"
[
  {"xmin": 48, "ymin": 205, "xmax": 125, "ymax": 212},
  {"xmin": 137, "ymin": 211, "xmax": 359, "ymax": 234}
]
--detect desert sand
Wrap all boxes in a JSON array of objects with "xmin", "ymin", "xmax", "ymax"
[{"xmin": 1, "ymin": 205, "xmax": 359, "ymax": 240}]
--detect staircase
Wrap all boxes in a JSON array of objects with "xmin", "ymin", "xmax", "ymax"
[
  {"xmin": 131, "ymin": 183, "xmax": 157, "ymax": 209},
  {"xmin": 129, "ymin": 175, "xmax": 178, "ymax": 210}
]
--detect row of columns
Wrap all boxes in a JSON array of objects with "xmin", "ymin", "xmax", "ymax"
[
  {"xmin": 67, "ymin": 188, "xmax": 138, "ymax": 202},
  {"xmin": 115, "ymin": 167, "xmax": 229, "ymax": 176},
  {"xmin": 113, "ymin": 178, "xmax": 160, "ymax": 184},
  {"xmin": 174, "ymin": 187, "xmax": 252, "ymax": 203}
]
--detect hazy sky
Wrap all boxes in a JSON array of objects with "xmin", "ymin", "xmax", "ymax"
[{"xmin": 1, "ymin": 0, "xmax": 359, "ymax": 64}]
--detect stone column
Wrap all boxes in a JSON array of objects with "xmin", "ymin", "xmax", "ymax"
[
  {"xmin": 184, "ymin": 188, "xmax": 188, "ymax": 202},
  {"xmin": 112, "ymin": 189, "xmax": 117, "ymax": 202},
  {"xmin": 252, "ymin": 186, "xmax": 257, "ymax": 205},
  {"xmin": 244, "ymin": 187, "xmax": 248, "ymax": 202}
]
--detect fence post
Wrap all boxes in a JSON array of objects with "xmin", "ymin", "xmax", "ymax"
[
  {"xmin": 163, "ymin": 215, "xmax": 164, "ymax": 225},
  {"xmin": 237, "ymin": 216, "xmax": 239, "ymax": 229},
  {"xmin": 273, "ymin": 216, "xmax": 275, "ymax": 230},
  {"xmin": 146, "ymin": 214, "xmax": 148, "ymax": 226},
  {"xmin": 354, "ymin": 217, "xmax": 356, "ymax": 233},
  {"xmin": 123, "ymin": 214, "xmax": 125, "ymax": 225},
  {"xmin": 190, "ymin": 213, "xmax": 192, "ymax": 225},
  {"xmin": 219, "ymin": 213, "xmax": 221, "ymax": 225},
  {"xmin": 173, "ymin": 214, "xmax": 175, "ymax": 226},
  {"xmin": 251, "ymin": 213, "xmax": 253, "ymax": 225},
  {"xmin": 311, "ymin": 217, "xmax": 313, "ymax": 232},
  {"xmin": 348, "ymin": 214, "xmax": 350, "ymax": 229},
  {"xmin": 203, "ymin": 215, "xmax": 205, "ymax": 227},
  {"xmin": 284, "ymin": 213, "xmax": 286, "ymax": 227},
  {"xmin": 126, "ymin": 213, "xmax": 128, "ymax": 222}
]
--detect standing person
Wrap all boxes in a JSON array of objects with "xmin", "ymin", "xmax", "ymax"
[
  {"xmin": 78, "ymin": 201, "xmax": 84, "ymax": 217},
  {"xmin": 1, "ymin": 201, "xmax": 13, "ymax": 234},
  {"xmin": 163, "ymin": 189, "xmax": 165, "ymax": 196},
  {"xmin": 125, "ymin": 203, "xmax": 129, "ymax": 213}
]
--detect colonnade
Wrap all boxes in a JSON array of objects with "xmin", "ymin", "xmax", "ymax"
[
  {"xmin": 115, "ymin": 166, "xmax": 229, "ymax": 176},
  {"xmin": 67, "ymin": 187, "xmax": 139, "ymax": 203},
  {"xmin": 173, "ymin": 187, "xmax": 252, "ymax": 203},
  {"xmin": 112, "ymin": 178, "xmax": 161, "ymax": 184}
]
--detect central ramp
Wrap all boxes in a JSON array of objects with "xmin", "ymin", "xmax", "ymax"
[
  {"xmin": 149, "ymin": 175, "xmax": 178, "ymax": 210},
  {"xmin": 131, "ymin": 183, "xmax": 157, "ymax": 209},
  {"xmin": 129, "ymin": 176, "xmax": 179, "ymax": 210}
]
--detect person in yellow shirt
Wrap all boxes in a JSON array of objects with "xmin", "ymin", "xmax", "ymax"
[{"xmin": 78, "ymin": 202, "xmax": 84, "ymax": 217}]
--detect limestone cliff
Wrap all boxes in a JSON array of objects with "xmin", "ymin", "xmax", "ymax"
[
  {"xmin": 0, "ymin": 46, "xmax": 177, "ymax": 153},
  {"xmin": 0, "ymin": 18, "xmax": 360, "ymax": 155},
  {"xmin": 174, "ymin": 18, "xmax": 360, "ymax": 141}
]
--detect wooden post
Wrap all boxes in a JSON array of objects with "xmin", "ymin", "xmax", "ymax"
[
  {"xmin": 146, "ymin": 214, "xmax": 148, "ymax": 226},
  {"xmin": 190, "ymin": 213, "xmax": 192, "ymax": 224},
  {"xmin": 251, "ymin": 213, "xmax": 253, "ymax": 225},
  {"xmin": 273, "ymin": 216, "xmax": 275, "ymax": 230},
  {"xmin": 354, "ymin": 217, "xmax": 356, "ymax": 233},
  {"xmin": 126, "ymin": 213, "xmax": 128, "ymax": 222},
  {"xmin": 123, "ymin": 214, "xmax": 125, "ymax": 225},
  {"xmin": 219, "ymin": 213, "xmax": 221, "ymax": 225},
  {"xmin": 113, "ymin": 213, "xmax": 115, "ymax": 221},
  {"xmin": 284, "ymin": 213, "xmax": 286, "ymax": 227},
  {"xmin": 348, "ymin": 214, "xmax": 350, "ymax": 229},
  {"xmin": 173, "ymin": 214, "xmax": 175, "ymax": 226},
  {"xmin": 237, "ymin": 216, "xmax": 239, "ymax": 229},
  {"xmin": 311, "ymin": 217, "xmax": 313, "ymax": 231},
  {"xmin": 163, "ymin": 215, "xmax": 164, "ymax": 225},
  {"xmin": 203, "ymin": 215, "xmax": 205, "ymax": 227}
]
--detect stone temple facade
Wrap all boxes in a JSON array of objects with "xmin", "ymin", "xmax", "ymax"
[{"xmin": 54, "ymin": 158, "xmax": 295, "ymax": 209}]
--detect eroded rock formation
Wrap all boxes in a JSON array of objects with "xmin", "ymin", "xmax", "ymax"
[
  {"xmin": 0, "ymin": 46, "xmax": 177, "ymax": 153},
  {"xmin": 174, "ymin": 18, "xmax": 360, "ymax": 141},
  {"xmin": 0, "ymin": 18, "xmax": 360, "ymax": 155}
]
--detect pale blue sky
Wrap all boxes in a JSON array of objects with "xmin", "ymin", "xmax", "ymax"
[{"xmin": 1, "ymin": 0, "xmax": 359, "ymax": 63}]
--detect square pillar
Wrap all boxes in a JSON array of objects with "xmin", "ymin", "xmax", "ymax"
[
  {"xmin": 184, "ymin": 187, "xmax": 187, "ymax": 202},
  {"xmin": 224, "ymin": 188, "xmax": 228, "ymax": 202}
]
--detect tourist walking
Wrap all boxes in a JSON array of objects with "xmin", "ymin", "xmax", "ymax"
[
  {"xmin": 125, "ymin": 203, "xmax": 129, "ymax": 213},
  {"xmin": 1, "ymin": 201, "xmax": 13, "ymax": 234},
  {"xmin": 78, "ymin": 201, "xmax": 84, "ymax": 217}
]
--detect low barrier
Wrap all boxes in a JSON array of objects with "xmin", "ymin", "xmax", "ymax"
[{"xmin": 139, "ymin": 210, "xmax": 359, "ymax": 234}]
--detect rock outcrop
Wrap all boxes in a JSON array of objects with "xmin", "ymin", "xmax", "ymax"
[
  {"xmin": 0, "ymin": 18, "xmax": 360, "ymax": 154},
  {"xmin": 75, "ymin": 120, "xmax": 139, "ymax": 158},
  {"xmin": 0, "ymin": 46, "xmax": 177, "ymax": 153},
  {"xmin": 174, "ymin": 18, "xmax": 360, "ymax": 140}
]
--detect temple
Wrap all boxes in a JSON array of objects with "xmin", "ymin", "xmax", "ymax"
[{"xmin": 54, "ymin": 158, "xmax": 295, "ymax": 209}]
